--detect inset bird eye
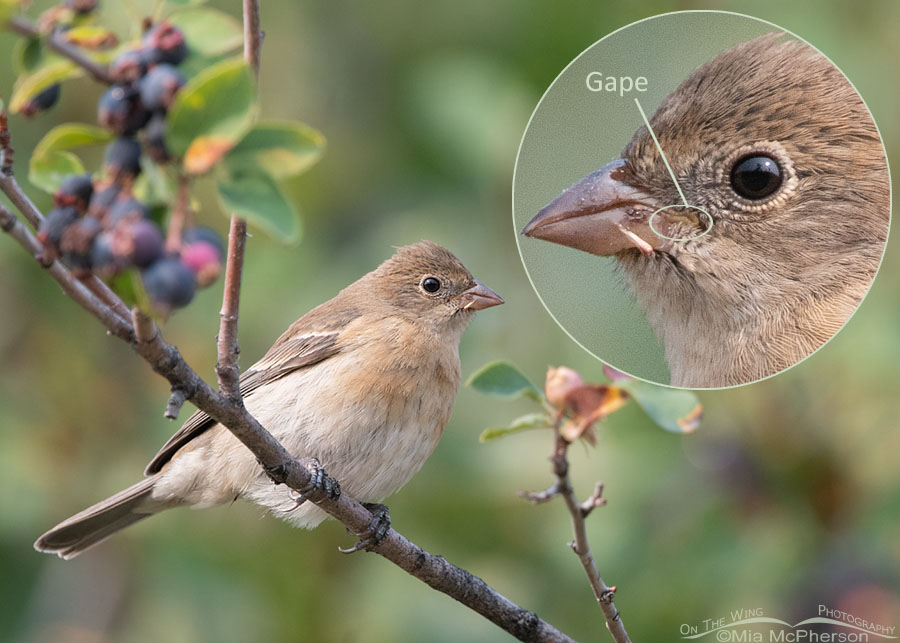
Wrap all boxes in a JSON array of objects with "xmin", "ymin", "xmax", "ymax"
[
  {"xmin": 730, "ymin": 154, "xmax": 782, "ymax": 200},
  {"xmin": 421, "ymin": 277, "xmax": 441, "ymax": 293}
]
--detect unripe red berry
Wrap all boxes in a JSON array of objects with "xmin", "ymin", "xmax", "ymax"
[{"xmin": 181, "ymin": 240, "xmax": 222, "ymax": 287}]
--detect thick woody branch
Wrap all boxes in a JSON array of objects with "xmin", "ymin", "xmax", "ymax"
[
  {"xmin": 524, "ymin": 417, "xmax": 630, "ymax": 643},
  {"xmin": 7, "ymin": 16, "xmax": 113, "ymax": 84}
]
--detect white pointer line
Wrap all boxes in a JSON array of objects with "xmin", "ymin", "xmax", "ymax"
[{"xmin": 634, "ymin": 97, "xmax": 690, "ymax": 207}]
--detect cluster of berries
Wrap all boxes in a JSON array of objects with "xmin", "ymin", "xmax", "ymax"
[
  {"xmin": 38, "ymin": 146, "xmax": 223, "ymax": 312},
  {"xmin": 100, "ymin": 20, "xmax": 188, "ymax": 162},
  {"xmin": 38, "ymin": 161, "xmax": 224, "ymax": 313},
  {"xmin": 28, "ymin": 12, "xmax": 224, "ymax": 314}
]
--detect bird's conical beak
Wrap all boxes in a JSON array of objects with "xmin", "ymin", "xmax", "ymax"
[
  {"xmin": 460, "ymin": 281, "xmax": 504, "ymax": 311},
  {"xmin": 522, "ymin": 159, "xmax": 660, "ymax": 257}
]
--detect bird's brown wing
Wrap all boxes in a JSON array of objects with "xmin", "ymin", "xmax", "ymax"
[{"xmin": 143, "ymin": 331, "xmax": 341, "ymax": 475}]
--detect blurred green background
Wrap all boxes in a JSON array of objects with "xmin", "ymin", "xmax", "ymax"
[{"xmin": 1, "ymin": 1, "xmax": 898, "ymax": 642}]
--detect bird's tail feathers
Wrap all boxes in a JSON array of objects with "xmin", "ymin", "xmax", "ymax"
[{"xmin": 35, "ymin": 476, "xmax": 163, "ymax": 559}]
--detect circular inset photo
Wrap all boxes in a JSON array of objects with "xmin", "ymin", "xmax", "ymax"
[{"xmin": 513, "ymin": 10, "xmax": 890, "ymax": 389}]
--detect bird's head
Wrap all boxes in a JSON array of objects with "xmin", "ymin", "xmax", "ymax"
[
  {"xmin": 523, "ymin": 34, "xmax": 889, "ymax": 385},
  {"xmin": 370, "ymin": 241, "xmax": 503, "ymax": 333}
]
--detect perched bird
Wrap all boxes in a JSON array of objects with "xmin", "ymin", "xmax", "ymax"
[
  {"xmin": 523, "ymin": 35, "xmax": 889, "ymax": 388},
  {"xmin": 36, "ymin": 241, "xmax": 503, "ymax": 558}
]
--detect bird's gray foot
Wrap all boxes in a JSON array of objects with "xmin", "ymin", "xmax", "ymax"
[
  {"xmin": 287, "ymin": 457, "xmax": 341, "ymax": 509},
  {"xmin": 339, "ymin": 503, "xmax": 391, "ymax": 554}
]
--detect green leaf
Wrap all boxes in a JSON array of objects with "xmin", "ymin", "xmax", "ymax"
[
  {"xmin": 224, "ymin": 121, "xmax": 325, "ymax": 179},
  {"xmin": 466, "ymin": 361, "xmax": 541, "ymax": 402},
  {"xmin": 29, "ymin": 124, "xmax": 113, "ymax": 193},
  {"xmin": 166, "ymin": 58, "xmax": 258, "ymax": 172},
  {"xmin": 170, "ymin": 7, "xmax": 243, "ymax": 57},
  {"xmin": 217, "ymin": 170, "xmax": 300, "ymax": 242},
  {"xmin": 29, "ymin": 152, "xmax": 84, "ymax": 194},
  {"xmin": 479, "ymin": 412, "xmax": 550, "ymax": 443},
  {"xmin": 616, "ymin": 379, "xmax": 702, "ymax": 434},
  {"xmin": 13, "ymin": 38, "xmax": 43, "ymax": 75},
  {"xmin": 9, "ymin": 59, "xmax": 84, "ymax": 114}
]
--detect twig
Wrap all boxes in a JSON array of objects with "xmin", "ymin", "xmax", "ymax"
[
  {"xmin": 214, "ymin": 0, "xmax": 261, "ymax": 401},
  {"xmin": 524, "ymin": 416, "xmax": 631, "ymax": 643},
  {"xmin": 243, "ymin": 0, "xmax": 262, "ymax": 76},
  {"xmin": 165, "ymin": 174, "xmax": 190, "ymax": 253},
  {"xmin": 165, "ymin": 387, "xmax": 187, "ymax": 420},
  {"xmin": 7, "ymin": 16, "xmax": 113, "ymax": 84}
]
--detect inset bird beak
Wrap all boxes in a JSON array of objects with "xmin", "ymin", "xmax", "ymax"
[
  {"xmin": 522, "ymin": 159, "xmax": 660, "ymax": 257},
  {"xmin": 459, "ymin": 281, "xmax": 504, "ymax": 311}
]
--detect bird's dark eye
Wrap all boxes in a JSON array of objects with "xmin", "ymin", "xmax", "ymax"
[
  {"xmin": 421, "ymin": 277, "xmax": 441, "ymax": 293},
  {"xmin": 730, "ymin": 154, "xmax": 782, "ymax": 200}
]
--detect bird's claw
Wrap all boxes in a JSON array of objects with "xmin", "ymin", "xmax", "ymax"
[
  {"xmin": 339, "ymin": 503, "xmax": 391, "ymax": 554},
  {"xmin": 288, "ymin": 457, "xmax": 341, "ymax": 509}
]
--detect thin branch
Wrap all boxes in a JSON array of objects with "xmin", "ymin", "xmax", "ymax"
[
  {"xmin": 243, "ymin": 0, "xmax": 262, "ymax": 76},
  {"xmin": 7, "ymin": 16, "xmax": 113, "ymax": 84},
  {"xmin": 525, "ymin": 418, "xmax": 631, "ymax": 643},
  {"xmin": 214, "ymin": 0, "xmax": 261, "ymax": 401},
  {"xmin": 165, "ymin": 174, "xmax": 190, "ymax": 253}
]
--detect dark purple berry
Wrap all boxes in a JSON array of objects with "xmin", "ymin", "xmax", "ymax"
[
  {"xmin": 65, "ymin": 0, "xmax": 99, "ymax": 14},
  {"xmin": 182, "ymin": 226, "xmax": 225, "ymax": 257},
  {"xmin": 88, "ymin": 180, "xmax": 122, "ymax": 219},
  {"xmin": 54, "ymin": 173, "xmax": 94, "ymax": 212},
  {"xmin": 112, "ymin": 218, "xmax": 164, "ymax": 268},
  {"xmin": 145, "ymin": 113, "xmax": 170, "ymax": 163},
  {"xmin": 142, "ymin": 256, "xmax": 196, "ymax": 311},
  {"xmin": 142, "ymin": 22, "xmax": 188, "ymax": 66},
  {"xmin": 139, "ymin": 64, "xmax": 185, "ymax": 112},
  {"xmin": 103, "ymin": 137, "xmax": 143, "ymax": 181},
  {"xmin": 37, "ymin": 206, "xmax": 79, "ymax": 253},
  {"xmin": 60, "ymin": 217, "xmax": 102, "ymax": 276},
  {"xmin": 109, "ymin": 49, "xmax": 147, "ymax": 84},
  {"xmin": 90, "ymin": 231, "xmax": 121, "ymax": 276},
  {"xmin": 21, "ymin": 84, "xmax": 60, "ymax": 117},
  {"xmin": 98, "ymin": 85, "xmax": 150, "ymax": 135},
  {"xmin": 107, "ymin": 196, "xmax": 151, "ymax": 225}
]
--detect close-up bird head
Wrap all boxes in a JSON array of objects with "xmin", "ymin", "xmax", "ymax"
[
  {"xmin": 365, "ymin": 241, "xmax": 504, "ymax": 332},
  {"xmin": 523, "ymin": 34, "xmax": 890, "ymax": 388}
]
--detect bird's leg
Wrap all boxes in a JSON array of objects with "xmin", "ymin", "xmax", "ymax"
[
  {"xmin": 339, "ymin": 502, "xmax": 392, "ymax": 554},
  {"xmin": 287, "ymin": 457, "xmax": 341, "ymax": 509}
]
